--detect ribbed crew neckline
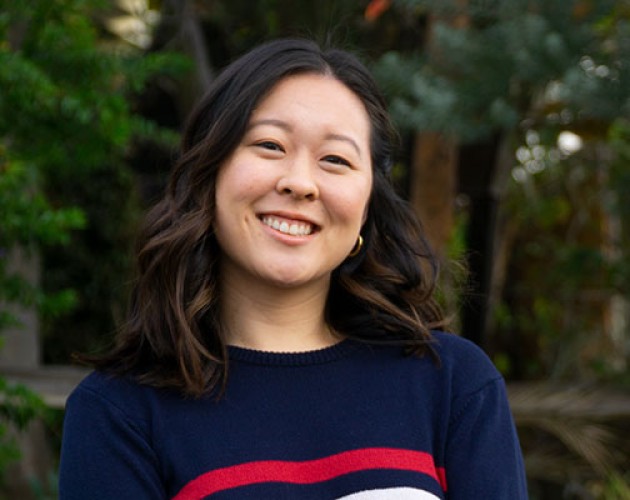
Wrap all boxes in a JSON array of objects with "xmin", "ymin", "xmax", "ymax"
[{"xmin": 227, "ymin": 339, "xmax": 360, "ymax": 366}]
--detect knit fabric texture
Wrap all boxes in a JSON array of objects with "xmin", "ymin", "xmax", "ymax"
[{"xmin": 59, "ymin": 332, "xmax": 528, "ymax": 499}]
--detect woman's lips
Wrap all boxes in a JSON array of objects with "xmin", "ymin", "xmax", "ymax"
[{"xmin": 259, "ymin": 214, "xmax": 318, "ymax": 236}]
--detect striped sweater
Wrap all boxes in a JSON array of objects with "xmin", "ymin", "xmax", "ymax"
[{"xmin": 59, "ymin": 332, "xmax": 528, "ymax": 499}]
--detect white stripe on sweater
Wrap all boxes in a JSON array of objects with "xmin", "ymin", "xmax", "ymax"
[{"xmin": 337, "ymin": 487, "xmax": 440, "ymax": 499}]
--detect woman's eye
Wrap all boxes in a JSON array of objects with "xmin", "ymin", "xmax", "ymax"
[
  {"xmin": 256, "ymin": 141, "xmax": 284, "ymax": 152},
  {"xmin": 323, "ymin": 155, "xmax": 351, "ymax": 167}
]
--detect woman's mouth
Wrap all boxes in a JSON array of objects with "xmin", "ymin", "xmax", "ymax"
[{"xmin": 260, "ymin": 215, "xmax": 316, "ymax": 236}]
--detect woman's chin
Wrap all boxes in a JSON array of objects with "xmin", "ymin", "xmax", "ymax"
[{"xmin": 258, "ymin": 268, "xmax": 330, "ymax": 290}]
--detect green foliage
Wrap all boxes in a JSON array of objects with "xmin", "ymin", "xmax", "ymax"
[
  {"xmin": 368, "ymin": 4, "xmax": 630, "ymax": 492},
  {"xmin": 374, "ymin": 0, "xmax": 629, "ymax": 142},
  {"xmin": 0, "ymin": 0, "xmax": 187, "ymax": 484},
  {"xmin": 599, "ymin": 471, "xmax": 630, "ymax": 499},
  {"xmin": 0, "ymin": 0, "xmax": 187, "ymax": 361},
  {"xmin": 0, "ymin": 380, "xmax": 46, "ymax": 432},
  {"xmin": 0, "ymin": 155, "xmax": 85, "ymax": 332},
  {"xmin": 494, "ymin": 128, "xmax": 630, "ymax": 385},
  {"xmin": 0, "ymin": 379, "xmax": 47, "ymax": 487},
  {"xmin": 609, "ymin": 119, "xmax": 630, "ymax": 258},
  {"xmin": 369, "ymin": 0, "xmax": 630, "ymax": 384},
  {"xmin": 195, "ymin": 0, "xmax": 368, "ymax": 60},
  {"xmin": 484, "ymin": 113, "xmax": 630, "ymax": 386}
]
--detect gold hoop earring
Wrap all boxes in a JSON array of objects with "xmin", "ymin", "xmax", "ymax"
[{"xmin": 348, "ymin": 235, "xmax": 364, "ymax": 257}]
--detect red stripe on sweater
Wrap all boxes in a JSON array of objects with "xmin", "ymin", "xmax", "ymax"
[{"xmin": 172, "ymin": 447, "xmax": 447, "ymax": 499}]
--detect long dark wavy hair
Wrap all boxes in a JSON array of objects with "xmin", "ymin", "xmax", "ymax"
[{"xmin": 90, "ymin": 38, "xmax": 446, "ymax": 397}]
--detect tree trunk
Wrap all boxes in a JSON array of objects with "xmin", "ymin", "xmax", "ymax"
[
  {"xmin": 153, "ymin": 0, "xmax": 214, "ymax": 115},
  {"xmin": 457, "ymin": 134, "xmax": 507, "ymax": 347},
  {"xmin": 409, "ymin": 131, "xmax": 458, "ymax": 259}
]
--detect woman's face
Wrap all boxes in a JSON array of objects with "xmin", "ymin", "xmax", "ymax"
[{"xmin": 213, "ymin": 73, "xmax": 373, "ymax": 292}]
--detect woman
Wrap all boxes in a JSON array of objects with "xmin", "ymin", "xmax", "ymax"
[{"xmin": 59, "ymin": 38, "xmax": 528, "ymax": 499}]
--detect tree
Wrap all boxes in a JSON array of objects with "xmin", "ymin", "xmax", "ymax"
[
  {"xmin": 371, "ymin": 0, "xmax": 630, "ymax": 355},
  {"xmin": 0, "ymin": 0, "xmax": 184, "ymax": 487},
  {"xmin": 369, "ymin": 0, "xmax": 630, "ymax": 494}
]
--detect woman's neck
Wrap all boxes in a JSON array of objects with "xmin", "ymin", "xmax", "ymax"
[{"xmin": 219, "ymin": 276, "xmax": 338, "ymax": 352}]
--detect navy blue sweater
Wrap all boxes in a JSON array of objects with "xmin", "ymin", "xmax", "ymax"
[{"xmin": 59, "ymin": 332, "xmax": 528, "ymax": 499}]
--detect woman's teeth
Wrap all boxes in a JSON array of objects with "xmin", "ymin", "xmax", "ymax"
[{"xmin": 262, "ymin": 216, "xmax": 314, "ymax": 236}]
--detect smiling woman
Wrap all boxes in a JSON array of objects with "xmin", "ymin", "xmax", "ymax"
[
  {"xmin": 58, "ymin": 38, "xmax": 528, "ymax": 499},
  {"xmin": 214, "ymin": 74, "xmax": 373, "ymax": 319}
]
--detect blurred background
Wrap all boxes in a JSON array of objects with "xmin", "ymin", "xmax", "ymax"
[{"xmin": 1, "ymin": 0, "xmax": 629, "ymax": 498}]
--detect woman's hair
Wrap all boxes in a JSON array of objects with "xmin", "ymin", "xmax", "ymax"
[{"xmin": 91, "ymin": 38, "xmax": 446, "ymax": 397}]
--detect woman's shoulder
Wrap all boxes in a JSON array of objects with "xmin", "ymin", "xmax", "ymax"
[
  {"xmin": 66, "ymin": 369, "xmax": 172, "ymax": 418},
  {"xmin": 427, "ymin": 330, "xmax": 505, "ymax": 397},
  {"xmin": 430, "ymin": 331, "xmax": 497, "ymax": 367},
  {"xmin": 72, "ymin": 369, "xmax": 143, "ymax": 397}
]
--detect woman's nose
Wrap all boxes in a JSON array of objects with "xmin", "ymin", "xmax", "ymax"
[{"xmin": 275, "ymin": 156, "xmax": 319, "ymax": 200}]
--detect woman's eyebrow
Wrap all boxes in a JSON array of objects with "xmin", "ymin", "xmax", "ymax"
[
  {"xmin": 248, "ymin": 119, "xmax": 363, "ymax": 158},
  {"xmin": 247, "ymin": 118, "xmax": 291, "ymax": 132},
  {"xmin": 325, "ymin": 133, "xmax": 362, "ymax": 158}
]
